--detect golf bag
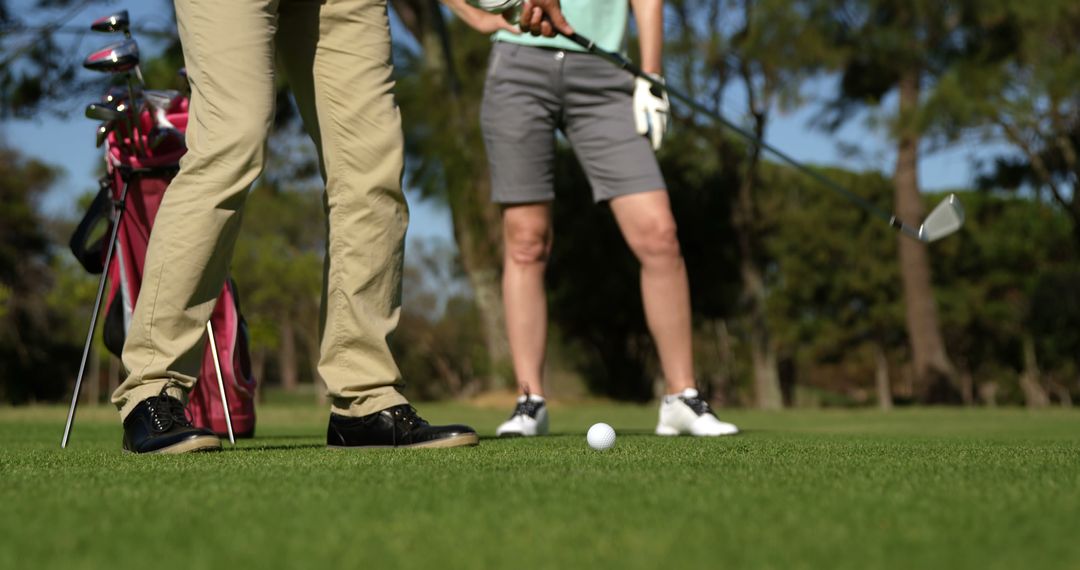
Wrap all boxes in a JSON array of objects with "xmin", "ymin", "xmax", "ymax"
[{"xmin": 70, "ymin": 98, "xmax": 258, "ymax": 437}]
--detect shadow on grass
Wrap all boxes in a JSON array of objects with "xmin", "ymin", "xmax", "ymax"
[
  {"xmin": 228, "ymin": 443, "xmax": 324, "ymax": 452},
  {"xmin": 478, "ymin": 428, "xmax": 752, "ymax": 442}
]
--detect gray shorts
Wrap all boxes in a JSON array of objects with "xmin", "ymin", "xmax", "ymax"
[{"xmin": 480, "ymin": 42, "xmax": 666, "ymax": 204}]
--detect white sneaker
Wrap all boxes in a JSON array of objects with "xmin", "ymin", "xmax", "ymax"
[
  {"xmin": 656, "ymin": 388, "xmax": 739, "ymax": 436},
  {"xmin": 495, "ymin": 395, "xmax": 549, "ymax": 437}
]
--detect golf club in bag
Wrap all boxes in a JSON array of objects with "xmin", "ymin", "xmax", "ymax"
[
  {"xmin": 562, "ymin": 32, "xmax": 966, "ymax": 242},
  {"xmin": 64, "ymin": 97, "xmax": 256, "ymax": 447},
  {"xmin": 62, "ymin": 12, "xmax": 257, "ymax": 448}
]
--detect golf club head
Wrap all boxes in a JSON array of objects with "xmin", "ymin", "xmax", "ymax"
[
  {"xmin": 918, "ymin": 194, "xmax": 965, "ymax": 242},
  {"xmin": 90, "ymin": 10, "xmax": 130, "ymax": 35},
  {"xmin": 96, "ymin": 122, "xmax": 112, "ymax": 148},
  {"xmin": 143, "ymin": 89, "xmax": 181, "ymax": 112},
  {"xmin": 102, "ymin": 85, "xmax": 134, "ymax": 105},
  {"xmin": 148, "ymin": 126, "xmax": 186, "ymax": 151},
  {"xmin": 83, "ymin": 39, "xmax": 140, "ymax": 73},
  {"xmin": 85, "ymin": 102, "xmax": 124, "ymax": 122}
]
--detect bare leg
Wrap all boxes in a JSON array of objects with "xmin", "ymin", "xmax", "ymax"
[
  {"xmin": 501, "ymin": 203, "xmax": 554, "ymax": 397},
  {"xmin": 609, "ymin": 191, "xmax": 695, "ymax": 394}
]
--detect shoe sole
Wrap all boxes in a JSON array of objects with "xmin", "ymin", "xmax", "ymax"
[
  {"xmin": 126, "ymin": 435, "xmax": 223, "ymax": 455},
  {"xmin": 496, "ymin": 430, "xmax": 549, "ymax": 438},
  {"xmin": 655, "ymin": 426, "xmax": 740, "ymax": 437},
  {"xmin": 328, "ymin": 432, "xmax": 480, "ymax": 450}
]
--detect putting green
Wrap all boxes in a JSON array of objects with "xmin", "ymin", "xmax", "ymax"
[{"xmin": 2, "ymin": 403, "xmax": 1078, "ymax": 569}]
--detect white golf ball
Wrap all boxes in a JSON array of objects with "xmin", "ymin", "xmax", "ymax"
[{"xmin": 587, "ymin": 423, "xmax": 616, "ymax": 451}]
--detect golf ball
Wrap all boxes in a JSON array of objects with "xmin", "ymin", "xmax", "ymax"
[{"xmin": 587, "ymin": 423, "xmax": 616, "ymax": 451}]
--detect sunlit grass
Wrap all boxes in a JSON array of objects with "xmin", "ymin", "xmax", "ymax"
[{"xmin": 2, "ymin": 402, "xmax": 1079, "ymax": 569}]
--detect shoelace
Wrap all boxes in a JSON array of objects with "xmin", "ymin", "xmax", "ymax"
[
  {"xmin": 389, "ymin": 405, "xmax": 426, "ymax": 431},
  {"xmin": 508, "ymin": 399, "xmax": 544, "ymax": 420},
  {"xmin": 144, "ymin": 386, "xmax": 193, "ymax": 433},
  {"xmin": 680, "ymin": 395, "xmax": 713, "ymax": 416}
]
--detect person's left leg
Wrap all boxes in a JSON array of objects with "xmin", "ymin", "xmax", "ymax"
[
  {"xmin": 276, "ymin": 0, "xmax": 477, "ymax": 448},
  {"xmin": 609, "ymin": 192, "xmax": 738, "ymax": 437},
  {"xmin": 608, "ymin": 190, "xmax": 694, "ymax": 394},
  {"xmin": 562, "ymin": 50, "xmax": 737, "ymax": 436}
]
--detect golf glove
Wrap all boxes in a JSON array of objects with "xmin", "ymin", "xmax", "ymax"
[{"xmin": 633, "ymin": 74, "xmax": 670, "ymax": 151}]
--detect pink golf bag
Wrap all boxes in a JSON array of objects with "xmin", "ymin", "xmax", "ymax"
[{"xmin": 70, "ymin": 96, "xmax": 257, "ymax": 437}]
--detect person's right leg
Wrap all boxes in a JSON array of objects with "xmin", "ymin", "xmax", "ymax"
[
  {"xmin": 111, "ymin": 0, "xmax": 278, "ymax": 453},
  {"xmin": 494, "ymin": 202, "xmax": 553, "ymax": 437},
  {"xmin": 276, "ymin": 0, "xmax": 476, "ymax": 448},
  {"xmin": 501, "ymin": 202, "xmax": 554, "ymax": 398},
  {"xmin": 479, "ymin": 44, "xmax": 563, "ymax": 437}
]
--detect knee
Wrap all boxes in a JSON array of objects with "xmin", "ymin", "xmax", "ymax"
[
  {"xmin": 189, "ymin": 113, "xmax": 271, "ymax": 177},
  {"xmin": 504, "ymin": 222, "xmax": 552, "ymax": 267},
  {"xmin": 226, "ymin": 116, "xmax": 271, "ymax": 166},
  {"xmin": 627, "ymin": 217, "xmax": 682, "ymax": 264}
]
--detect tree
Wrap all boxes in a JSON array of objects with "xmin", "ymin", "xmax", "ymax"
[
  {"xmin": 394, "ymin": 6, "xmax": 511, "ymax": 391},
  {"xmin": 392, "ymin": 237, "xmax": 489, "ymax": 399},
  {"xmin": 231, "ymin": 138, "xmax": 326, "ymax": 393},
  {"xmin": 939, "ymin": 1, "xmax": 1080, "ymax": 249},
  {"xmin": 664, "ymin": 0, "xmax": 832, "ymax": 407},
  {"xmin": 930, "ymin": 191, "xmax": 1078, "ymax": 406},
  {"xmin": 0, "ymin": 145, "xmax": 82, "ymax": 402},
  {"xmin": 764, "ymin": 167, "xmax": 903, "ymax": 408},
  {"xmin": 814, "ymin": 0, "xmax": 1017, "ymax": 401}
]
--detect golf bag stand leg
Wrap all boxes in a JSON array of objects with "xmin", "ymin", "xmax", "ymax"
[
  {"xmin": 206, "ymin": 321, "xmax": 236, "ymax": 445},
  {"xmin": 61, "ymin": 171, "xmax": 133, "ymax": 448}
]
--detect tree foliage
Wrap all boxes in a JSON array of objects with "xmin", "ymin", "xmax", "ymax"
[
  {"xmin": 1, "ymin": 0, "xmax": 1078, "ymax": 406},
  {"xmin": 0, "ymin": 145, "xmax": 81, "ymax": 402}
]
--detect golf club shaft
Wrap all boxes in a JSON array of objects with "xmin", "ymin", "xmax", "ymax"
[
  {"xmin": 207, "ymin": 321, "xmax": 236, "ymax": 445},
  {"xmin": 562, "ymin": 32, "xmax": 922, "ymax": 241},
  {"xmin": 62, "ymin": 179, "xmax": 131, "ymax": 448},
  {"xmin": 125, "ymin": 78, "xmax": 144, "ymax": 157}
]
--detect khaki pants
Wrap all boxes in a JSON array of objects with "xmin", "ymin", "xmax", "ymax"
[{"xmin": 112, "ymin": 0, "xmax": 409, "ymax": 419}]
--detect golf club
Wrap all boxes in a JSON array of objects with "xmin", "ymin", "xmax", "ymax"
[
  {"xmin": 143, "ymin": 89, "xmax": 186, "ymax": 150},
  {"xmin": 62, "ymin": 176, "xmax": 132, "ymax": 449},
  {"xmin": 86, "ymin": 100, "xmax": 137, "ymax": 156},
  {"xmin": 85, "ymin": 102, "xmax": 124, "ymax": 123},
  {"xmin": 90, "ymin": 10, "xmax": 131, "ymax": 38},
  {"xmin": 83, "ymin": 39, "xmax": 145, "ymax": 156},
  {"xmin": 206, "ymin": 322, "xmax": 236, "ymax": 445},
  {"xmin": 102, "ymin": 85, "xmax": 136, "ymax": 106},
  {"xmin": 96, "ymin": 122, "xmax": 112, "ymax": 148},
  {"xmin": 561, "ymin": 31, "xmax": 965, "ymax": 243},
  {"xmin": 90, "ymin": 10, "xmax": 145, "ymax": 84}
]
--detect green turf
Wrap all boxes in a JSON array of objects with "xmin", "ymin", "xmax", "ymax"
[{"xmin": 2, "ymin": 403, "xmax": 1079, "ymax": 569}]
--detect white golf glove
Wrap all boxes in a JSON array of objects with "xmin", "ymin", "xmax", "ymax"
[{"xmin": 633, "ymin": 74, "xmax": 670, "ymax": 151}]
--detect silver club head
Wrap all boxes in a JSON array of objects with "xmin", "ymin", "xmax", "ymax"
[
  {"xmin": 91, "ymin": 10, "xmax": 130, "ymax": 35},
  {"xmin": 918, "ymin": 194, "xmax": 965, "ymax": 242},
  {"xmin": 83, "ymin": 39, "xmax": 140, "ymax": 73},
  {"xmin": 143, "ymin": 89, "xmax": 181, "ymax": 111},
  {"xmin": 85, "ymin": 102, "xmax": 125, "ymax": 122}
]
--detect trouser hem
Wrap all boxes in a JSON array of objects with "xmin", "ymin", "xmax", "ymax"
[
  {"xmin": 117, "ymin": 382, "xmax": 188, "ymax": 421},
  {"xmin": 330, "ymin": 388, "xmax": 409, "ymax": 418}
]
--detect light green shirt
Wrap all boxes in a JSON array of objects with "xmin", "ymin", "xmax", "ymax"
[{"xmin": 492, "ymin": 0, "xmax": 629, "ymax": 54}]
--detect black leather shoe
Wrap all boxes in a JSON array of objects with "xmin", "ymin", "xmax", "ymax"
[
  {"xmin": 327, "ymin": 404, "xmax": 479, "ymax": 449},
  {"xmin": 122, "ymin": 388, "xmax": 222, "ymax": 454}
]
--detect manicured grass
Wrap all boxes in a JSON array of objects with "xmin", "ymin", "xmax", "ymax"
[{"xmin": 2, "ymin": 403, "xmax": 1079, "ymax": 569}]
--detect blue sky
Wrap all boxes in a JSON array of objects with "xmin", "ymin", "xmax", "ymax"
[{"xmin": 3, "ymin": 1, "xmax": 1002, "ymax": 251}]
